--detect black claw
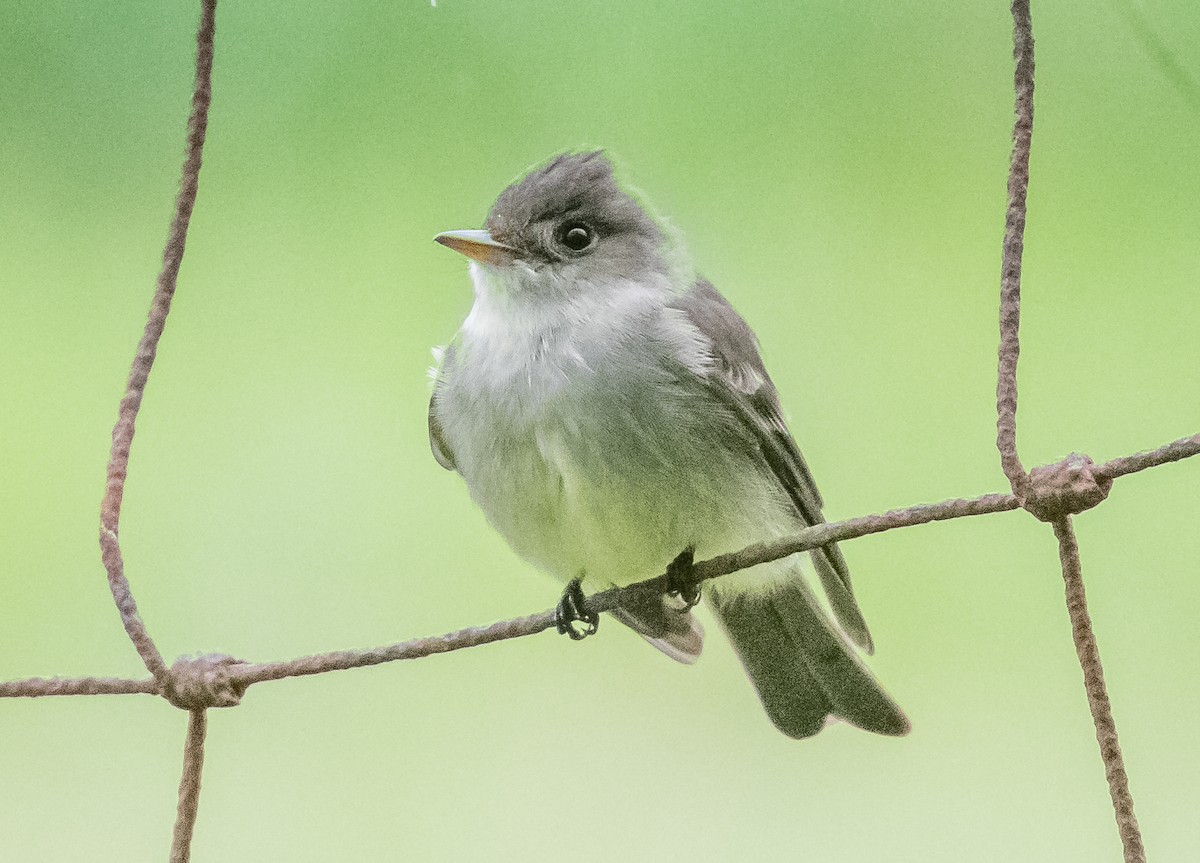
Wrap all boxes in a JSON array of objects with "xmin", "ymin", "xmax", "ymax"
[
  {"xmin": 667, "ymin": 546, "xmax": 701, "ymax": 610},
  {"xmin": 555, "ymin": 576, "xmax": 599, "ymax": 640}
]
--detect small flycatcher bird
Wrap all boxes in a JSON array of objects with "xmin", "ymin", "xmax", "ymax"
[{"xmin": 429, "ymin": 151, "xmax": 908, "ymax": 739}]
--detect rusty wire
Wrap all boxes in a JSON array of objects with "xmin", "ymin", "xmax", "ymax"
[
  {"xmin": 994, "ymin": 2, "xmax": 1144, "ymax": 859},
  {"xmin": 996, "ymin": 0, "xmax": 1035, "ymax": 501},
  {"xmin": 97, "ymin": 0, "xmax": 218, "ymax": 685},
  {"xmin": 1097, "ymin": 432, "xmax": 1200, "ymax": 480},
  {"xmin": 171, "ymin": 710, "xmax": 208, "ymax": 863},
  {"xmin": 0, "ymin": 456, "xmax": 1182, "ymax": 702},
  {"xmin": 1052, "ymin": 518, "xmax": 1146, "ymax": 863},
  {"xmin": 0, "ymin": 0, "xmax": 1193, "ymax": 859}
]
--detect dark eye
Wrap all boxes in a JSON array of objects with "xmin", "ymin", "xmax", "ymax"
[{"xmin": 558, "ymin": 222, "xmax": 596, "ymax": 252}]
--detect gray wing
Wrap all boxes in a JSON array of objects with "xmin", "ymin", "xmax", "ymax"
[
  {"xmin": 428, "ymin": 344, "xmax": 457, "ymax": 472},
  {"xmin": 668, "ymin": 279, "xmax": 874, "ymax": 653}
]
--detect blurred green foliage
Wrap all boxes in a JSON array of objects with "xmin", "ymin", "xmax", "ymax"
[{"xmin": 1, "ymin": 1, "xmax": 1197, "ymax": 859}]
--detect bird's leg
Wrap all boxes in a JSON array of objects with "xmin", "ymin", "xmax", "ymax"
[
  {"xmin": 555, "ymin": 576, "xmax": 599, "ymax": 640},
  {"xmin": 666, "ymin": 546, "xmax": 701, "ymax": 610}
]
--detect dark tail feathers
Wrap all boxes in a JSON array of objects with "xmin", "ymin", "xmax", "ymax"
[{"xmin": 711, "ymin": 573, "xmax": 909, "ymax": 739}]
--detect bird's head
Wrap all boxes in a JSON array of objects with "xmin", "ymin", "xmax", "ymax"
[{"xmin": 435, "ymin": 151, "xmax": 687, "ymax": 305}]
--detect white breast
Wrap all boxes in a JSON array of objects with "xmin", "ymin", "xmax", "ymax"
[
  {"xmin": 441, "ymin": 283, "xmax": 796, "ymax": 595},
  {"xmin": 436, "ymin": 271, "xmax": 788, "ymax": 587}
]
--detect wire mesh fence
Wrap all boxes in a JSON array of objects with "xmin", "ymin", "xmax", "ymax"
[{"xmin": 2, "ymin": 1, "xmax": 1196, "ymax": 861}]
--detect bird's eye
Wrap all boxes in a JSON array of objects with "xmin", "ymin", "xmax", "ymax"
[{"xmin": 558, "ymin": 222, "xmax": 596, "ymax": 252}]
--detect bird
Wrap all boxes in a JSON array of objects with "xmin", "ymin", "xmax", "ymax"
[{"xmin": 427, "ymin": 151, "xmax": 908, "ymax": 739}]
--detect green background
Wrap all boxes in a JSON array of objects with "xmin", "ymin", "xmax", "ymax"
[{"xmin": 2, "ymin": 1, "xmax": 1198, "ymax": 860}]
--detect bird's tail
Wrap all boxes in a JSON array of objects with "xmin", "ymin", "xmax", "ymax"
[{"xmin": 710, "ymin": 568, "xmax": 909, "ymax": 739}]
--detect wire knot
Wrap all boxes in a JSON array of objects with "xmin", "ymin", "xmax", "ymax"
[
  {"xmin": 161, "ymin": 654, "xmax": 246, "ymax": 710},
  {"xmin": 1020, "ymin": 453, "xmax": 1112, "ymax": 522}
]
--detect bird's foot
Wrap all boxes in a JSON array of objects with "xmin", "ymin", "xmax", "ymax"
[
  {"xmin": 555, "ymin": 576, "xmax": 599, "ymax": 640},
  {"xmin": 666, "ymin": 546, "xmax": 701, "ymax": 610}
]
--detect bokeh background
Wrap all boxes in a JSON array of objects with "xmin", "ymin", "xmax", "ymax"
[{"xmin": 2, "ymin": 1, "xmax": 1198, "ymax": 860}]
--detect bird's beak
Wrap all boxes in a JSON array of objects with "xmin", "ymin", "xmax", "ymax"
[{"xmin": 434, "ymin": 230, "xmax": 517, "ymax": 267}]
